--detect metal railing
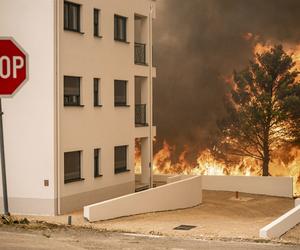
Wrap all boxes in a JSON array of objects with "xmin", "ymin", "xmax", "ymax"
[
  {"xmin": 135, "ymin": 104, "xmax": 147, "ymax": 126},
  {"xmin": 134, "ymin": 43, "xmax": 146, "ymax": 65}
]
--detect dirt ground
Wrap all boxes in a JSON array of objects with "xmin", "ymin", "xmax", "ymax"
[
  {"xmin": 0, "ymin": 225, "xmax": 299, "ymax": 250},
  {"xmin": 14, "ymin": 191, "xmax": 295, "ymax": 241},
  {"xmin": 281, "ymin": 224, "xmax": 300, "ymax": 244}
]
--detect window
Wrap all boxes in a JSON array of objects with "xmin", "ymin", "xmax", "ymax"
[
  {"xmin": 94, "ymin": 78, "xmax": 101, "ymax": 106},
  {"xmin": 64, "ymin": 76, "xmax": 81, "ymax": 106},
  {"xmin": 94, "ymin": 9, "xmax": 101, "ymax": 37},
  {"xmin": 114, "ymin": 146, "xmax": 128, "ymax": 174},
  {"xmin": 114, "ymin": 15, "xmax": 127, "ymax": 42},
  {"xmin": 94, "ymin": 148, "xmax": 101, "ymax": 177},
  {"xmin": 64, "ymin": 151, "xmax": 82, "ymax": 183},
  {"xmin": 64, "ymin": 1, "xmax": 81, "ymax": 32},
  {"xmin": 114, "ymin": 80, "xmax": 127, "ymax": 106}
]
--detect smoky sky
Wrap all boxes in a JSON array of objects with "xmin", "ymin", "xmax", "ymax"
[{"xmin": 153, "ymin": 0, "xmax": 300, "ymax": 154}]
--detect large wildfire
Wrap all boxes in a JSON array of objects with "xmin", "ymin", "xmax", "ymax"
[
  {"xmin": 136, "ymin": 42, "xmax": 300, "ymax": 197},
  {"xmin": 135, "ymin": 140, "xmax": 300, "ymax": 196}
]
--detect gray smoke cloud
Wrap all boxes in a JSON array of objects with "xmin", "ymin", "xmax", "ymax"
[{"xmin": 153, "ymin": 0, "xmax": 300, "ymax": 155}]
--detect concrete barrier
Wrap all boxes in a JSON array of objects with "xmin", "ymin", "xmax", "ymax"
[
  {"xmin": 166, "ymin": 175, "xmax": 182, "ymax": 183},
  {"xmin": 295, "ymin": 198, "xmax": 300, "ymax": 207},
  {"xmin": 84, "ymin": 176, "xmax": 202, "ymax": 222},
  {"xmin": 135, "ymin": 174, "xmax": 169, "ymax": 184},
  {"xmin": 260, "ymin": 205, "xmax": 300, "ymax": 238},
  {"xmin": 202, "ymin": 176, "xmax": 293, "ymax": 198}
]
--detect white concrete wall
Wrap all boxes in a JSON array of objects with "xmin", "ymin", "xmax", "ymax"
[
  {"xmin": 202, "ymin": 176, "xmax": 293, "ymax": 198},
  {"xmin": 167, "ymin": 175, "xmax": 183, "ymax": 183},
  {"xmin": 260, "ymin": 205, "xmax": 300, "ymax": 238},
  {"xmin": 0, "ymin": 0, "xmax": 56, "ymax": 215},
  {"xmin": 295, "ymin": 198, "xmax": 300, "ymax": 207},
  {"xmin": 84, "ymin": 176, "xmax": 202, "ymax": 221},
  {"xmin": 135, "ymin": 174, "xmax": 168, "ymax": 183}
]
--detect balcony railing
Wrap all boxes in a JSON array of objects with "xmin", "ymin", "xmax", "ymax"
[
  {"xmin": 135, "ymin": 104, "xmax": 147, "ymax": 126},
  {"xmin": 135, "ymin": 43, "xmax": 146, "ymax": 65}
]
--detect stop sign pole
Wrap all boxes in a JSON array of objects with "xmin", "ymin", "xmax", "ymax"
[
  {"xmin": 0, "ymin": 100, "xmax": 8, "ymax": 215},
  {"xmin": 0, "ymin": 37, "xmax": 28, "ymax": 215}
]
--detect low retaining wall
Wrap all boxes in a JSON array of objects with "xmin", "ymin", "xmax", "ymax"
[
  {"xmin": 135, "ymin": 174, "xmax": 169, "ymax": 184},
  {"xmin": 84, "ymin": 176, "xmax": 202, "ymax": 222},
  {"xmin": 166, "ymin": 175, "xmax": 183, "ymax": 183},
  {"xmin": 202, "ymin": 176, "xmax": 293, "ymax": 198},
  {"xmin": 295, "ymin": 198, "xmax": 300, "ymax": 207},
  {"xmin": 260, "ymin": 205, "xmax": 300, "ymax": 238}
]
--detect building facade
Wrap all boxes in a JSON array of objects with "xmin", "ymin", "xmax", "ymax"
[{"xmin": 0, "ymin": 0, "xmax": 156, "ymax": 215}]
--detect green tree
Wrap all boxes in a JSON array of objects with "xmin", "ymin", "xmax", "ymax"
[{"xmin": 217, "ymin": 45, "xmax": 300, "ymax": 176}]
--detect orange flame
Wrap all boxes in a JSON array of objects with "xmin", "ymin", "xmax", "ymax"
[{"xmin": 134, "ymin": 141, "xmax": 300, "ymax": 196}]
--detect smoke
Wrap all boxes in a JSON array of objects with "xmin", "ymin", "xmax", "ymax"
[{"xmin": 153, "ymin": 0, "xmax": 300, "ymax": 155}]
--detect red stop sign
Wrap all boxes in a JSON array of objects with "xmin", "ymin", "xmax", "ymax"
[{"xmin": 0, "ymin": 38, "xmax": 28, "ymax": 97}]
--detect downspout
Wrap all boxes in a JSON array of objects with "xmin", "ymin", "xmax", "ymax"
[
  {"xmin": 148, "ymin": 2, "xmax": 153, "ymax": 188},
  {"xmin": 54, "ymin": 0, "xmax": 61, "ymax": 215}
]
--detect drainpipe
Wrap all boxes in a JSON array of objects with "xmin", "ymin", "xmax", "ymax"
[
  {"xmin": 148, "ymin": 2, "xmax": 153, "ymax": 188},
  {"xmin": 54, "ymin": 0, "xmax": 61, "ymax": 215}
]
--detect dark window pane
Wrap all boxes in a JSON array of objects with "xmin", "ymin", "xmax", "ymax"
[
  {"xmin": 114, "ymin": 16, "xmax": 118, "ymax": 39},
  {"xmin": 114, "ymin": 146, "xmax": 127, "ymax": 173},
  {"xmin": 119, "ymin": 18, "xmax": 125, "ymax": 41},
  {"xmin": 64, "ymin": 151, "xmax": 81, "ymax": 182},
  {"xmin": 114, "ymin": 15, "xmax": 127, "ymax": 41},
  {"xmin": 94, "ymin": 78, "xmax": 99, "ymax": 106},
  {"xmin": 94, "ymin": 148, "xmax": 100, "ymax": 177},
  {"xmin": 64, "ymin": 3, "xmax": 69, "ymax": 29},
  {"xmin": 64, "ymin": 76, "xmax": 81, "ymax": 106},
  {"xmin": 64, "ymin": 1, "xmax": 80, "ymax": 32},
  {"xmin": 94, "ymin": 9, "xmax": 100, "ymax": 36},
  {"xmin": 114, "ymin": 80, "xmax": 127, "ymax": 106}
]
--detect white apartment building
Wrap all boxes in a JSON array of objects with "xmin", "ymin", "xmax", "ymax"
[{"xmin": 0, "ymin": 0, "xmax": 156, "ymax": 215}]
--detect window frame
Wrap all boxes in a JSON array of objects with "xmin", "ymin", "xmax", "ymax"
[
  {"xmin": 64, "ymin": 1, "xmax": 81, "ymax": 33},
  {"xmin": 64, "ymin": 151, "xmax": 84, "ymax": 184},
  {"xmin": 114, "ymin": 145, "xmax": 129, "ymax": 174},
  {"xmin": 93, "ymin": 78, "xmax": 102, "ymax": 107},
  {"xmin": 64, "ymin": 76, "xmax": 83, "ymax": 107},
  {"xmin": 114, "ymin": 80, "xmax": 128, "ymax": 107},
  {"xmin": 114, "ymin": 14, "xmax": 128, "ymax": 42},
  {"xmin": 93, "ymin": 8, "xmax": 101, "ymax": 37},
  {"xmin": 94, "ymin": 148, "xmax": 102, "ymax": 178}
]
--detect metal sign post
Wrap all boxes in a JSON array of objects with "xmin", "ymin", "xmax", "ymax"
[{"xmin": 0, "ymin": 99, "xmax": 8, "ymax": 215}]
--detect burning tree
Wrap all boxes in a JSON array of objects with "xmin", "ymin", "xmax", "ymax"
[{"xmin": 218, "ymin": 45, "xmax": 300, "ymax": 176}]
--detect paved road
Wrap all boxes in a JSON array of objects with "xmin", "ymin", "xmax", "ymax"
[{"xmin": 0, "ymin": 227, "xmax": 299, "ymax": 250}]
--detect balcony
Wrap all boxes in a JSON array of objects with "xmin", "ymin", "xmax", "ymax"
[
  {"xmin": 135, "ymin": 43, "xmax": 146, "ymax": 65},
  {"xmin": 135, "ymin": 104, "xmax": 147, "ymax": 126}
]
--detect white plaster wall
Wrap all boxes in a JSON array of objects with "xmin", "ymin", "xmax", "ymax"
[
  {"xmin": 84, "ymin": 176, "xmax": 202, "ymax": 221},
  {"xmin": 0, "ymin": 0, "xmax": 56, "ymax": 214},
  {"xmin": 202, "ymin": 176, "xmax": 293, "ymax": 198},
  {"xmin": 260, "ymin": 205, "xmax": 300, "ymax": 238}
]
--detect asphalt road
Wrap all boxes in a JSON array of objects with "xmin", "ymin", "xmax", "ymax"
[{"xmin": 0, "ymin": 227, "xmax": 299, "ymax": 250}]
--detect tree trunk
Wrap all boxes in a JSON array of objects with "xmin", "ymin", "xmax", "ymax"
[
  {"xmin": 262, "ymin": 129, "xmax": 270, "ymax": 176},
  {"xmin": 262, "ymin": 155, "xmax": 270, "ymax": 176}
]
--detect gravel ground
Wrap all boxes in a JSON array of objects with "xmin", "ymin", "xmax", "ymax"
[
  {"xmin": 14, "ymin": 191, "xmax": 295, "ymax": 240},
  {"xmin": 281, "ymin": 224, "xmax": 300, "ymax": 244}
]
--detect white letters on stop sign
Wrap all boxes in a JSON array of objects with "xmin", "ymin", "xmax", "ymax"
[
  {"xmin": 0, "ymin": 56, "xmax": 24, "ymax": 79},
  {"xmin": 0, "ymin": 56, "xmax": 10, "ymax": 79}
]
